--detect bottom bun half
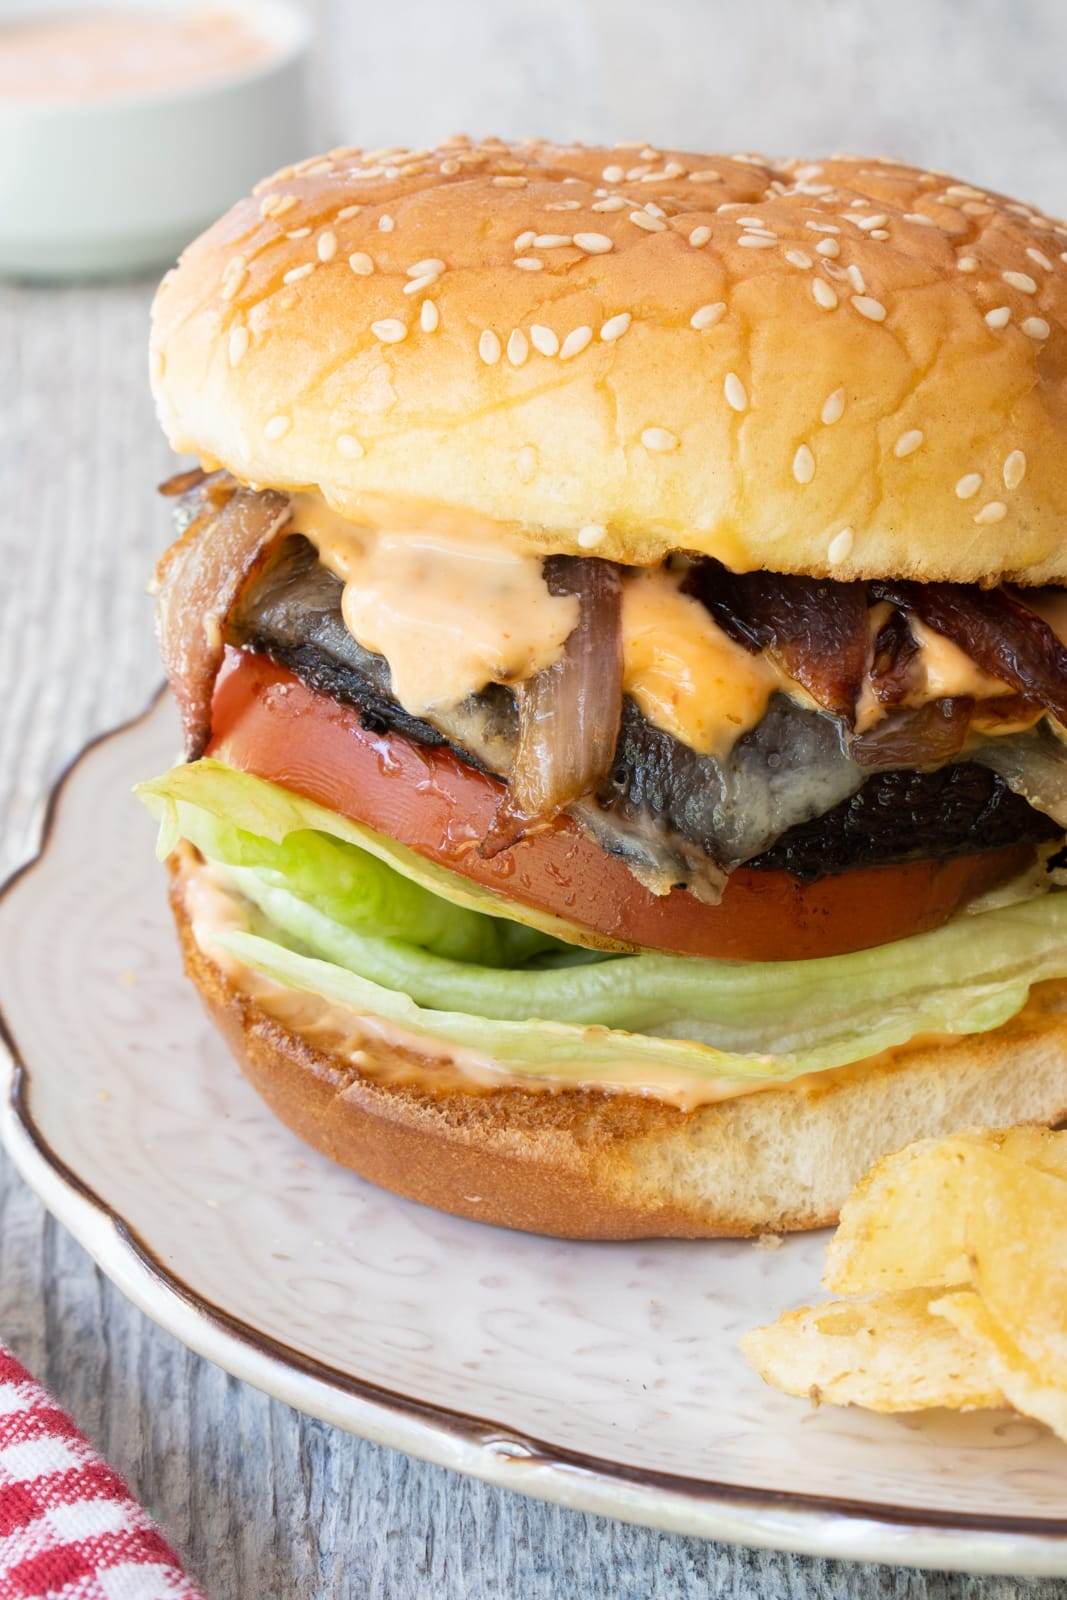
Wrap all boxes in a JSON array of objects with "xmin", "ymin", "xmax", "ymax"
[{"xmin": 171, "ymin": 872, "xmax": 1067, "ymax": 1239}]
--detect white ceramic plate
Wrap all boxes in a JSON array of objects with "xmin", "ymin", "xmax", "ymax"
[{"xmin": 2, "ymin": 691, "xmax": 1066, "ymax": 1575}]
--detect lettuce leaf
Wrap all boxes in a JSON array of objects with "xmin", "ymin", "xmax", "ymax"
[
  {"xmin": 137, "ymin": 760, "xmax": 586, "ymax": 967},
  {"xmin": 139, "ymin": 758, "xmax": 1067, "ymax": 1085}
]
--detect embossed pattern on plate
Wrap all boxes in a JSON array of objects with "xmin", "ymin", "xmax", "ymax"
[{"xmin": 1, "ymin": 692, "xmax": 1066, "ymax": 1574}]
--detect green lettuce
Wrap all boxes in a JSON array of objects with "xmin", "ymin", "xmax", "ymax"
[
  {"xmin": 138, "ymin": 759, "xmax": 1067, "ymax": 1086},
  {"xmin": 137, "ymin": 760, "xmax": 583, "ymax": 967}
]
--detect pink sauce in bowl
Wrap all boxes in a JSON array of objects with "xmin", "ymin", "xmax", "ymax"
[{"xmin": 0, "ymin": 6, "xmax": 277, "ymax": 101}]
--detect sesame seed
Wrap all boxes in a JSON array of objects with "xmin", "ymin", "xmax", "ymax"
[
  {"xmin": 812, "ymin": 278, "xmax": 838, "ymax": 310},
  {"xmin": 516, "ymin": 445, "xmax": 538, "ymax": 482},
  {"xmin": 317, "ymin": 230, "xmax": 338, "ymax": 262},
  {"xmin": 870, "ymin": 229, "xmax": 890, "ymax": 240},
  {"xmin": 420, "ymin": 299, "xmax": 439, "ymax": 332},
  {"xmin": 219, "ymin": 256, "xmax": 247, "ymax": 301},
  {"xmin": 574, "ymin": 232, "xmax": 614, "ymax": 254},
  {"xmin": 478, "ymin": 330, "xmax": 502, "ymax": 366},
  {"xmin": 598, "ymin": 312, "xmax": 631, "ymax": 343},
  {"xmin": 348, "ymin": 252, "xmax": 374, "ymax": 275},
  {"xmin": 738, "ymin": 233, "xmax": 775, "ymax": 248},
  {"xmin": 785, "ymin": 248, "xmax": 812, "ymax": 269},
  {"xmin": 894, "ymin": 429, "xmax": 924, "ymax": 458},
  {"xmin": 283, "ymin": 263, "xmax": 315, "ymax": 284},
  {"xmin": 439, "ymin": 159, "xmax": 461, "ymax": 175},
  {"xmin": 530, "ymin": 324, "xmax": 559, "ymax": 357},
  {"xmin": 514, "ymin": 257, "xmax": 544, "ymax": 271},
  {"xmin": 821, "ymin": 388, "xmax": 845, "ymax": 425},
  {"xmin": 577, "ymin": 524, "xmax": 606, "ymax": 548},
  {"xmin": 228, "ymin": 325, "xmax": 250, "ymax": 367},
  {"xmin": 514, "ymin": 231, "xmax": 536, "ymax": 251},
  {"xmin": 688, "ymin": 168, "xmax": 722, "ymax": 182},
  {"xmin": 1003, "ymin": 449, "xmax": 1027, "ymax": 490},
  {"xmin": 286, "ymin": 227, "xmax": 311, "ymax": 240},
  {"xmin": 264, "ymin": 414, "xmax": 291, "ymax": 440},
  {"xmin": 378, "ymin": 214, "xmax": 395, "ymax": 233},
  {"xmin": 1002, "ymin": 269, "xmax": 1038, "ymax": 293},
  {"xmin": 852, "ymin": 295, "xmax": 886, "ymax": 322},
  {"xmin": 688, "ymin": 225, "xmax": 712, "ymax": 247},
  {"xmin": 533, "ymin": 234, "xmax": 572, "ymax": 248},
  {"xmin": 593, "ymin": 196, "xmax": 627, "ymax": 212},
  {"xmin": 371, "ymin": 319, "xmax": 407, "ymax": 344},
  {"xmin": 403, "ymin": 273, "xmax": 438, "ymax": 296},
  {"xmin": 507, "ymin": 328, "xmax": 529, "ymax": 367},
  {"xmin": 336, "ymin": 204, "xmax": 362, "ymax": 221},
  {"xmin": 846, "ymin": 264, "xmax": 866, "ymax": 294},
  {"xmin": 815, "ymin": 238, "xmax": 840, "ymax": 258},
  {"xmin": 956, "ymin": 255, "xmax": 979, "ymax": 273},
  {"xmin": 629, "ymin": 211, "xmax": 666, "ymax": 233},
  {"xmin": 853, "ymin": 213, "xmax": 888, "ymax": 231},
  {"xmin": 560, "ymin": 325, "xmax": 593, "ymax": 360},
  {"xmin": 1027, "ymin": 246, "xmax": 1053, "ymax": 270},
  {"xmin": 407, "ymin": 258, "xmax": 445, "ymax": 277},
  {"xmin": 724, "ymin": 372, "xmax": 748, "ymax": 412},
  {"xmin": 903, "ymin": 212, "xmax": 935, "ymax": 226},
  {"xmin": 689, "ymin": 302, "xmax": 726, "ymax": 331},
  {"xmin": 955, "ymin": 473, "xmax": 982, "ymax": 500},
  {"xmin": 827, "ymin": 527, "xmax": 854, "ymax": 565},
  {"xmin": 1022, "ymin": 316, "xmax": 1051, "ymax": 339},
  {"xmin": 545, "ymin": 200, "xmax": 582, "ymax": 211},
  {"xmin": 641, "ymin": 426, "xmax": 678, "ymax": 452},
  {"xmin": 974, "ymin": 500, "xmax": 1007, "ymax": 525},
  {"xmin": 792, "ymin": 444, "xmax": 815, "ymax": 484},
  {"xmin": 806, "ymin": 221, "xmax": 840, "ymax": 234},
  {"xmin": 736, "ymin": 216, "xmax": 765, "ymax": 228},
  {"xmin": 336, "ymin": 433, "xmax": 364, "ymax": 459},
  {"xmin": 985, "ymin": 306, "xmax": 1011, "ymax": 329},
  {"xmin": 602, "ymin": 165, "xmax": 625, "ymax": 182}
]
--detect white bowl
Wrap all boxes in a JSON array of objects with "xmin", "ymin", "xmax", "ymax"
[{"xmin": 0, "ymin": 0, "xmax": 311, "ymax": 279}]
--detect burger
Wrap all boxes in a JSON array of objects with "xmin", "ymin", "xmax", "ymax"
[{"xmin": 138, "ymin": 138, "xmax": 1067, "ymax": 1238}]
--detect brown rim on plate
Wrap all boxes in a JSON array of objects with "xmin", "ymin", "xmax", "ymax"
[{"xmin": 1, "ymin": 686, "xmax": 1066, "ymax": 1562}]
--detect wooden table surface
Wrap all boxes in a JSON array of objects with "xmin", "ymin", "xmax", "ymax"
[{"xmin": 4, "ymin": 3, "xmax": 1067, "ymax": 1592}]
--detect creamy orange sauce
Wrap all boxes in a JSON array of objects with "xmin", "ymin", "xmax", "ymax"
[
  {"xmin": 290, "ymin": 495, "xmax": 579, "ymax": 717},
  {"xmin": 909, "ymin": 619, "xmax": 1012, "ymax": 702},
  {"xmin": 621, "ymin": 568, "xmax": 781, "ymax": 755},
  {"xmin": 0, "ymin": 8, "xmax": 274, "ymax": 100}
]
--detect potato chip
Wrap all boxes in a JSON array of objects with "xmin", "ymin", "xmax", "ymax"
[
  {"xmin": 932, "ymin": 1291, "xmax": 1067, "ymax": 1443},
  {"xmin": 824, "ymin": 1128, "xmax": 1067, "ymax": 1296},
  {"xmin": 743, "ymin": 1126, "xmax": 1067, "ymax": 1442},
  {"xmin": 963, "ymin": 1158, "xmax": 1067, "ymax": 1389},
  {"xmin": 740, "ymin": 1288, "xmax": 1006, "ymax": 1413}
]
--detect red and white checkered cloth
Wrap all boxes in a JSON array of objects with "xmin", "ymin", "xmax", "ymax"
[{"xmin": 0, "ymin": 1343, "xmax": 205, "ymax": 1600}]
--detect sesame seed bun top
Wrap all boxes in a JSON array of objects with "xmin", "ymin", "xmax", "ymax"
[{"xmin": 150, "ymin": 137, "xmax": 1067, "ymax": 582}]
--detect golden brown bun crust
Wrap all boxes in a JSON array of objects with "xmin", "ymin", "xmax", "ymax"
[
  {"xmin": 172, "ymin": 874, "xmax": 1067, "ymax": 1239},
  {"xmin": 151, "ymin": 138, "xmax": 1067, "ymax": 583}
]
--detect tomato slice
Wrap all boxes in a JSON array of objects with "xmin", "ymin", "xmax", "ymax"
[{"xmin": 206, "ymin": 649, "xmax": 1033, "ymax": 962}]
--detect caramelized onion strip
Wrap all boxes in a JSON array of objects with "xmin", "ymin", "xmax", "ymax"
[
  {"xmin": 156, "ymin": 480, "xmax": 291, "ymax": 757},
  {"xmin": 483, "ymin": 556, "xmax": 622, "ymax": 854}
]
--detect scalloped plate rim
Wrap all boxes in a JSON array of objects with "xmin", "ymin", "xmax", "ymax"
[{"xmin": 1, "ymin": 689, "xmax": 1066, "ymax": 1576}]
